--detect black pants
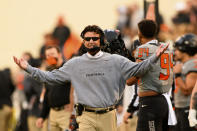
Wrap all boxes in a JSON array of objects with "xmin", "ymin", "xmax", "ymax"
[
  {"xmin": 174, "ymin": 107, "xmax": 196, "ymax": 131},
  {"xmin": 137, "ymin": 95, "xmax": 169, "ymax": 131}
]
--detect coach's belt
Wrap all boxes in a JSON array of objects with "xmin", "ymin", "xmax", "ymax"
[
  {"xmin": 84, "ymin": 105, "xmax": 115, "ymax": 114},
  {"xmin": 52, "ymin": 105, "xmax": 65, "ymax": 111}
]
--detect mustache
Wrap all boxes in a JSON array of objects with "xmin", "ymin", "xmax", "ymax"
[{"xmin": 87, "ymin": 43, "xmax": 96, "ymax": 46}]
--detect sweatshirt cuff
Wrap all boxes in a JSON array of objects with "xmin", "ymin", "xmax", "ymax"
[{"xmin": 26, "ymin": 64, "xmax": 34, "ymax": 74}]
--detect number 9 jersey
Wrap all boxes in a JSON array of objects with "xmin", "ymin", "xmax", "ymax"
[{"xmin": 135, "ymin": 40, "xmax": 173, "ymax": 94}]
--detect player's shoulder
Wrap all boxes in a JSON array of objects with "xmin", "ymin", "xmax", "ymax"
[
  {"xmin": 138, "ymin": 41, "xmax": 160, "ymax": 50},
  {"xmin": 138, "ymin": 44, "xmax": 146, "ymax": 48},
  {"xmin": 182, "ymin": 58, "xmax": 197, "ymax": 74},
  {"xmin": 136, "ymin": 42, "xmax": 155, "ymax": 56},
  {"xmin": 183, "ymin": 58, "xmax": 197, "ymax": 69}
]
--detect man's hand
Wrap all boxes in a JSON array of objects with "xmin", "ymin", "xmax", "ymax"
[
  {"xmin": 156, "ymin": 43, "xmax": 169, "ymax": 57},
  {"xmin": 36, "ymin": 118, "xmax": 44, "ymax": 128},
  {"xmin": 64, "ymin": 104, "xmax": 73, "ymax": 112},
  {"xmin": 123, "ymin": 112, "xmax": 132, "ymax": 124},
  {"xmin": 126, "ymin": 77, "xmax": 139, "ymax": 86},
  {"xmin": 173, "ymin": 63, "xmax": 183, "ymax": 73},
  {"xmin": 188, "ymin": 109, "xmax": 197, "ymax": 127},
  {"xmin": 13, "ymin": 56, "xmax": 28, "ymax": 70},
  {"xmin": 146, "ymin": 3, "xmax": 155, "ymax": 21}
]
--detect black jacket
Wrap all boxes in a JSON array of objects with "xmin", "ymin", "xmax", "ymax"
[
  {"xmin": 0, "ymin": 68, "xmax": 15, "ymax": 108},
  {"xmin": 40, "ymin": 62, "xmax": 71, "ymax": 119},
  {"xmin": 23, "ymin": 75, "xmax": 42, "ymax": 117}
]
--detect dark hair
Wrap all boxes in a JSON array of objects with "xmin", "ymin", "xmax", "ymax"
[
  {"xmin": 131, "ymin": 39, "xmax": 141, "ymax": 53},
  {"xmin": 138, "ymin": 19, "xmax": 157, "ymax": 38},
  {"xmin": 23, "ymin": 52, "xmax": 33, "ymax": 59},
  {"xmin": 45, "ymin": 45, "xmax": 61, "ymax": 53},
  {"xmin": 28, "ymin": 58, "xmax": 42, "ymax": 68},
  {"xmin": 80, "ymin": 25, "xmax": 105, "ymax": 45}
]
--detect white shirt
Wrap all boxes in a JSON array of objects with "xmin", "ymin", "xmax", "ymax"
[{"xmin": 86, "ymin": 50, "xmax": 103, "ymax": 58}]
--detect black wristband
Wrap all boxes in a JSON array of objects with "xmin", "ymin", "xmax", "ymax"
[{"xmin": 175, "ymin": 73, "xmax": 182, "ymax": 78}]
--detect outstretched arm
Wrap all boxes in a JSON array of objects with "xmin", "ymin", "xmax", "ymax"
[
  {"xmin": 13, "ymin": 56, "xmax": 28, "ymax": 70},
  {"xmin": 156, "ymin": 43, "xmax": 169, "ymax": 57},
  {"xmin": 146, "ymin": 3, "xmax": 155, "ymax": 21},
  {"xmin": 121, "ymin": 43, "xmax": 169, "ymax": 80},
  {"xmin": 13, "ymin": 56, "xmax": 71, "ymax": 86}
]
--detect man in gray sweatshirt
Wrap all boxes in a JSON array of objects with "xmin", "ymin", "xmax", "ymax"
[{"xmin": 13, "ymin": 25, "xmax": 168, "ymax": 131}]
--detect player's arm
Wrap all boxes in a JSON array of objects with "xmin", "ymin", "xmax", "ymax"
[
  {"xmin": 126, "ymin": 48, "xmax": 144, "ymax": 86},
  {"xmin": 175, "ymin": 73, "xmax": 197, "ymax": 95},
  {"xmin": 190, "ymin": 81, "xmax": 197, "ymax": 109},
  {"xmin": 123, "ymin": 84, "xmax": 139, "ymax": 124},
  {"xmin": 174, "ymin": 61, "xmax": 197, "ymax": 95},
  {"xmin": 188, "ymin": 81, "xmax": 197, "ymax": 127},
  {"xmin": 126, "ymin": 77, "xmax": 138, "ymax": 86},
  {"xmin": 174, "ymin": 63, "xmax": 188, "ymax": 95},
  {"xmin": 186, "ymin": 73, "xmax": 197, "ymax": 94},
  {"xmin": 175, "ymin": 77, "xmax": 189, "ymax": 95}
]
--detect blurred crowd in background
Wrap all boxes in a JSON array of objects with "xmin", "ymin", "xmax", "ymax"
[{"xmin": 0, "ymin": 0, "xmax": 197, "ymax": 131}]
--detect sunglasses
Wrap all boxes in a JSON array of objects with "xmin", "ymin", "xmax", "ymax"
[{"xmin": 84, "ymin": 37, "xmax": 100, "ymax": 41}]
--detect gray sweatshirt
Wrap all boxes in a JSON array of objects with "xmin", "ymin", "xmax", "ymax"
[{"xmin": 27, "ymin": 52, "xmax": 158, "ymax": 108}]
